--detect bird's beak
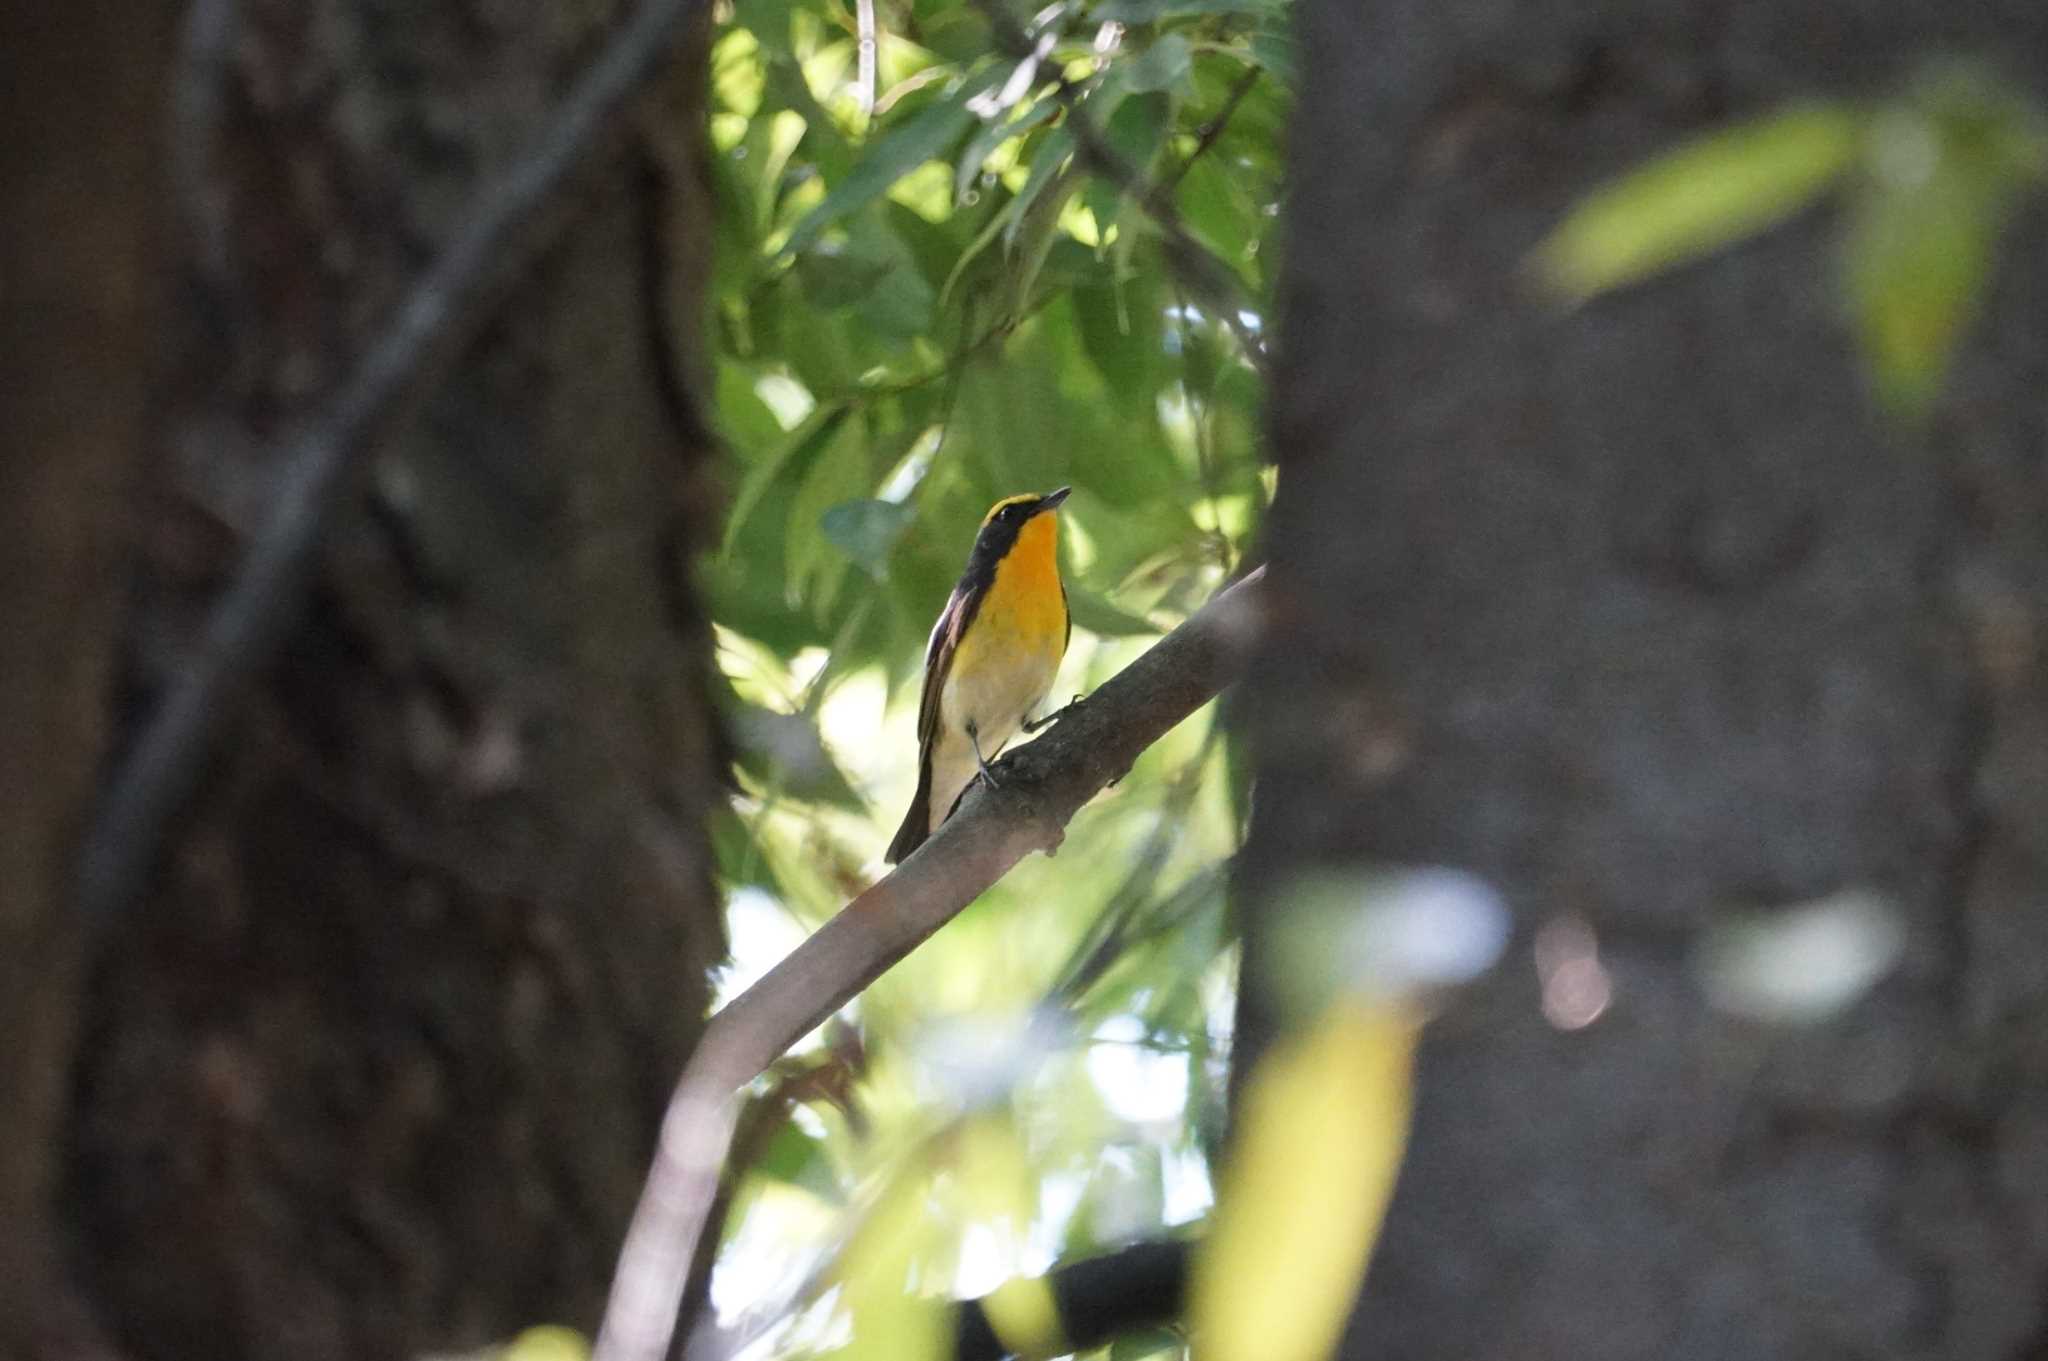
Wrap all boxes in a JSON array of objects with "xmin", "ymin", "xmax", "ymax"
[{"xmin": 1039, "ymin": 486, "xmax": 1072, "ymax": 511}]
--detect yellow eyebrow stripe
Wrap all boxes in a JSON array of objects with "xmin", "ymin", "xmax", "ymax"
[{"xmin": 981, "ymin": 494, "xmax": 1040, "ymax": 525}]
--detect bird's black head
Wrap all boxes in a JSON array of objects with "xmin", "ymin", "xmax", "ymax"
[
  {"xmin": 978, "ymin": 485, "xmax": 1071, "ymax": 532},
  {"xmin": 964, "ymin": 485, "xmax": 1070, "ymax": 575}
]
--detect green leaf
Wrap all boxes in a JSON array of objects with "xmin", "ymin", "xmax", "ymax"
[
  {"xmin": 1004, "ymin": 125, "xmax": 1075, "ymax": 249},
  {"xmin": 1843, "ymin": 69, "xmax": 2045, "ymax": 422},
  {"xmin": 761, "ymin": 57, "xmax": 854, "ymax": 184},
  {"xmin": 883, "ymin": 198, "xmax": 975, "ymax": 293},
  {"xmin": 713, "ymin": 362, "xmax": 790, "ymax": 459},
  {"xmin": 786, "ymin": 416, "xmax": 879, "ymax": 614},
  {"xmin": 796, "ymin": 242, "xmax": 900, "ymax": 307},
  {"xmin": 1532, "ymin": 103, "xmax": 1863, "ymax": 300},
  {"xmin": 1842, "ymin": 152, "xmax": 2003, "ymax": 421},
  {"xmin": 956, "ymin": 100, "xmax": 1059, "ymax": 206},
  {"xmin": 752, "ymin": 1119, "xmax": 845, "ymax": 1201},
  {"xmin": 1065, "ymin": 581, "xmax": 1162, "ymax": 637},
  {"xmin": 1007, "ymin": 173, "xmax": 1083, "ymax": 313},
  {"xmin": 1236, "ymin": 25, "xmax": 1286, "ymax": 84},
  {"xmin": 822, "ymin": 498, "xmax": 918, "ymax": 578},
  {"xmin": 731, "ymin": 0, "xmax": 801, "ymax": 53},
  {"xmin": 844, "ymin": 211, "xmax": 939, "ymax": 339},
  {"xmin": 1073, "ymin": 270, "xmax": 1167, "ymax": 408},
  {"xmin": 722, "ymin": 404, "xmax": 852, "ymax": 559},
  {"xmin": 1086, "ymin": 91, "xmax": 1174, "ymax": 234},
  {"xmin": 938, "ymin": 194, "xmax": 1014, "ymax": 309},
  {"xmin": 1176, "ymin": 154, "xmax": 1261, "ymax": 284},
  {"xmin": 918, "ymin": 5, "xmax": 994, "ymax": 64},
  {"xmin": 784, "ymin": 84, "xmax": 983, "ymax": 255},
  {"xmin": 1116, "ymin": 33, "xmax": 1195, "ymax": 97}
]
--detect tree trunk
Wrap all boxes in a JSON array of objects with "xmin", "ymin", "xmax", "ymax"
[
  {"xmin": 64, "ymin": 6, "xmax": 726, "ymax": 1360},
  {"xmin": 1241, "ymin": 4, "xmax": 2048, "ymax": 1358},
  {"xmin": 0, "ymin": 3, "xmax": 176, "ymax": 1357}
]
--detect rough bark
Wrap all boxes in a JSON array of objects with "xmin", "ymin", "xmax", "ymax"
[
  {"xmin": 1241, "ymin": 4, "xmax": 2048, "ymax": 1359},
  {"xmin": 0, "ymin": 3, "xmax": 176, "ymax": 1356},
  {"xmin": 65, "ymin": 5, "xmax": 726, "ymax": 1360}
]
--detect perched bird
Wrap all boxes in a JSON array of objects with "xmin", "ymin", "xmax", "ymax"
[{"xmin": 886, "ymin": 487, "xmax": 1072, "ymax": 864}]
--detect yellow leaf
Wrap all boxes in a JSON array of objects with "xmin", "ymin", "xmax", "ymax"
[
  {"xmin": 501, "ymin": 1326, "xmax": 590, "ymax": 1361},
  {"xmin": 1190, "ymin": 1001, "xmax": 1419, "ymax": 1361},
  {"xmin": 982, "ymin": 1273, "xmax": 1068, "ymax": 1359},
  {"xmin": 948, "ymin": 1116, "xmax": 1038, "ymax": 1231}
]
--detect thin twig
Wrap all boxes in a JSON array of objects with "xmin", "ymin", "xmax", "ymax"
[
  {"xmin": 74, "ymin": 0, "xmax": 711, "ymax": 929},
  {"xmin": 592, "ymin": 567, "xmax": 1266, "ymax": 1361},
  {"xmin": 1163, "ymin": 64, "xmax": 1262, "ymax": 191},
  {"xmin": 855, "ymin": 0, "xmax": 878, "ymax": 115}
]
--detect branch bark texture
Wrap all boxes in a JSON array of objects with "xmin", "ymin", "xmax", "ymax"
[{"xmin": 595, "ymin": 568, "xmax": 1262, "ymax": 1361}]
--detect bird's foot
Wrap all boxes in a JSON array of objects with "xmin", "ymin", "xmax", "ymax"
[
  {"xmin": 1022, "ymin": 692, "xmax": 1086, "ymax": 734},
  {"xmin": 969, "ymin": 722, "xmax": 1002, "ymax": 789}
]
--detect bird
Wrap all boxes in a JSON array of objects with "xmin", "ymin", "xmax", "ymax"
[{"xmin": 885, "ymin": 487, "xmax": 1072, "ymax": 864}]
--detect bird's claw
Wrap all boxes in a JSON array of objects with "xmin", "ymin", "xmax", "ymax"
[{"xmin": 1022, "ymin": 692, "xmax": 1086, "ymax": 734}]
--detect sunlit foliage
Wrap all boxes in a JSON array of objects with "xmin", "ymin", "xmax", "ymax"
[{"xmin": 699, "ymin": 0, "xmax": 1288, "ymax": 1350}]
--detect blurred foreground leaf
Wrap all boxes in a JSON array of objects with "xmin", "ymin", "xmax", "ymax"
[
  {"xmin": 829, "ymin": 1163, "xmax": 950, "ymax": 1361},
  {"xmin": 983, "ymin": 1273, "xmax": 1066, "ymax": 1359},
  {"xmin": 1191, "ymin": 1002, "xmax": 1418, "ymax": 1361},
  {"xmin": 1532, "ymin": 103, "xmax": 1861, "ymax": 300},
  {"xmin": 501, "ymin": 1326, "xmax": 589, "ymax": 1361},
  {"xmin": 1843, "ymin": 67, "xmax": 2048, "ymax": 421}
]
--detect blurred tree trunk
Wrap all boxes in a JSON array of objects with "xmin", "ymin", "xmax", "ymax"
[
  {"xmin": 63, "ymin": 6, "xmax": 727, "ymax": 1360},
  {"xmin": 0, "ymin": 3, "xmax": 176, "ymax": 1358},
  {"xmin": 1240, "ymin": 4, "xmax": 2048, "ymax": 1359}
]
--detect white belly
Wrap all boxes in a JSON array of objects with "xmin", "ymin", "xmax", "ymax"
[{"xmin": 926, "ymin": 636, "xmax": 1062, "ymax": 833}]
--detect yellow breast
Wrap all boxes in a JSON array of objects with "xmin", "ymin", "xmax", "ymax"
[{"xmin": 953, "ymin": 511, "xmax": 1066, "ymax": 677}]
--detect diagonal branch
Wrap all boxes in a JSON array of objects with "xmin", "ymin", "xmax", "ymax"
[
  {"xmin": 592, "ymin": 567, "xmax": 1265, "ymax": 1361},
  {"xmin": 74, "ymin": 0, "xmax": 711, "ymax": 929}
]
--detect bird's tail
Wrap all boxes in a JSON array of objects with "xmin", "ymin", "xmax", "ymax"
[{"xmin": 884, "ymin": 759, "xmax": 932, "ymax": 864}]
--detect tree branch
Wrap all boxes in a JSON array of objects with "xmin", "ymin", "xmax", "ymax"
[
  {"xmin": 74, "ymin": 0, "xmax": 710, "ymax": 930},
  {"xmin": 592, "ymin": 567, "xmax": 1264, "ymax": 1361},
  {"xmin": 1164, "ymin": 65, "xmax": 1262, "ymax": 191}
]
